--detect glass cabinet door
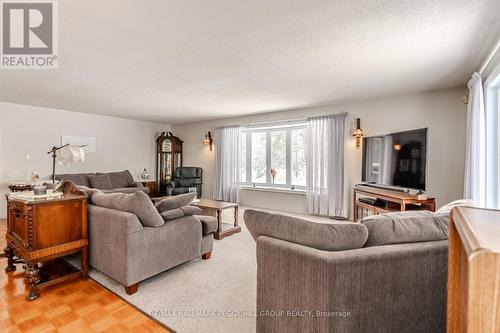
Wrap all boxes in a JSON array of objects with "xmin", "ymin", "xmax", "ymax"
[{"xmin": 166, "ymin": 153, "xmax": 172, "ymax": 179}]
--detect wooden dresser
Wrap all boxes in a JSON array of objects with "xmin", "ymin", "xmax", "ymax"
[
  {"xmin": 447, "ymin": 207, "xmax": 500, "ymax": 333},
  {"xmin": 4, "ymin": 185, "xmax": 88, "ymax": 301}
]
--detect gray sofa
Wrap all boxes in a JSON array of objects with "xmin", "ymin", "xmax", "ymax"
[
  {"xmin": 56, "ymin": 170, "xmax": 149, "ymax": 194},
  {"xmin": 81, "ymin": 190, "xmax": 215, "ymax": 295},
  {"xmin": 244, "ymin": 209, "xmax": 452, "ymax": 333}
]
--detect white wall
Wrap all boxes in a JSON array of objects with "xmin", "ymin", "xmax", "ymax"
[
  {"xmin": 172, "ymin": 87, "xmax": 467, "ymax": 216},
  {"xmin": 0, "ymin": 102, "xmax": 171, "ymax": 218}
]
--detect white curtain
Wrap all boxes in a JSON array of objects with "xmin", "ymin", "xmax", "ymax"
[
  {"xmin": 464, "ymin": 72, "xmax": 486, "ymax": 207},
  {"xmin": 213, "ymin": 126, "xmax": 241, "ymax": 203},
  {"xmin": 306, "ymin": 113, "xmax": 350, "ymax": 217}
]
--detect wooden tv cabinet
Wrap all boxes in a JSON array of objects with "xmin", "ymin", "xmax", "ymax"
[{"xmin": 353, "ymin": 185, "xmax": 436, "ymax": 221}]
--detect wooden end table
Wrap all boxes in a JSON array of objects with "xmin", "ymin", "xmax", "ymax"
[
  {"xmin": 139, "ymin": 180, "xmax": 157, "ymax": 197},
  {"xmin": 190, "ymin": 199, "xmax": 240, "ymax": 240}
]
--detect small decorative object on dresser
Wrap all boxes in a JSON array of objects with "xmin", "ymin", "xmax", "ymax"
[
  {"xmin": 8, "ymin": 179, "xmax": 57, "ymax": 193},
  {"xmin": 4, "ymin": 180, "xmax": 88, "ymax": 301},
  {"xmin": 140, "ymin": 168, "xmax": 151, "ymax": 180}
]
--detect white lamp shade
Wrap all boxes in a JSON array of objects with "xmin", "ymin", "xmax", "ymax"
[{"xmin": 56, "ymin": 145, "xmax": 85, "ymax": 166}]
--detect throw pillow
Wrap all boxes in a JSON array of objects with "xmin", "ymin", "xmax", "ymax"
[
  {"xmin": 88, "ymin": 175, "xmax": 113, "ymax": 190},
  {"xmin": 160, "ymin": 205, "xmax": 204, "ymax": 221},
  {"xmin": 92, "ymin": 191, "xmax": 164, "ymax": 227},
  {"xmin": 244, "ymin": 209, "xmax": 368, "ymax": 251},
  {"xmin": 98, "ymin": 170, "xmax": 134, "ymax": 188},
  {"xmin": 160, "ymin": 208, "xmax": 185, "ymax": 221},
  {"xmin": 156, "ymin": 192, "xmax": 197, "ymax": 212},
  {"xmin": 435, "ymin": 199, "xmax": 475, "ymax": 215},
  {"xmin": 180, "ymin": 206, "xmax": 203, "ymax": 215},
  {"xmin": 360, "ymin": 210, "xmax": 449, "ymax": 247}
]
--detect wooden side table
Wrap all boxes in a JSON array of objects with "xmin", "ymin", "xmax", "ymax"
[
  {"xmin": 139, "ymin": 180, "xmax": 157, "ymax": 197},
  {"xmin": 4, "ymin": 183, "xmax": 88, "ymax": 301},
  {"xmin": 190, "ymin": 199, "xmax": 241, "ymax": 240}
]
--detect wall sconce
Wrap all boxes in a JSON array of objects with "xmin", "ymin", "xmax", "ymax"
[
  {"xmin": 352, "ymin": 118, "xmax": 364, "ymax": 148},
  {"xmin": 202, "ymin": 131, "xmax": 213, "ymax": 151}
]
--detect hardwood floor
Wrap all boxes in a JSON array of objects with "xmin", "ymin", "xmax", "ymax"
[{"xmin": 0, "ymin": 219, "xmax": 171, "ymax": 333}]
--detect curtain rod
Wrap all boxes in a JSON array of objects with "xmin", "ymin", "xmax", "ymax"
[
  {"xmin": 479, "ymin": 38, "xmax": 500, "ymax": 75},
  {"xmin": 242, "ymin": 117, "xmax": 306, "ymax": 127},
  {"xmin": 215, "ymin": 118, "xmax": 306, "ymax": 130}
]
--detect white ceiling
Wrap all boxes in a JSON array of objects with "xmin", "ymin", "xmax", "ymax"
[{"xmin": 1, "ymin": 0, "xmax": 499, "ymax": 124}]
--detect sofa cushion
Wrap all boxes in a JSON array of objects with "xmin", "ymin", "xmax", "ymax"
[
  {"xmin": 172, "ymin": 187, "xmax": 190, "ymax": 195},
  {"xmin": 244, "ymin": 210, "xmax": 368, "ymax": 251},
  {"xmin": 55, "ymin": 173, "xmax": 93, "ymax": 187},
  {"xmin": 155, "ymin": 192, "xmax": 197, "ymax": 212},
  {"xmin": 99, "ymin": 170, "xmax": 134, "ymax": 189},
  {"xmin": 112, "ymin": 187, "xmax": 150, "ymax": 194},
  {"xmin": 88, "ymin": 174, "xmax": 114, "ymax": 190},
  {"xmin": 175, "ymin": 167, "xmax": 202, "ymax": 179},
  {"xmin": 160, "ymin": 205, "xmax": 203, "ymax": 221},
  {"xmin": 92, "ymin": 191, "xmax": 164, "ymax": 227},
  {"xmin": 195, "ymin": 215, "xmax": 218, "ymax": 235},
  {"xmin": 160, "ymin": 208, "xmax": 185, "ymax": 221},
  {"xmin": 178, "ymin": 179, "xmax": 194, "ymax": 187},
  {"xmin": 180, "ymin": 206, "xmax": 203, "ymax": 215},
  {"xmin": 360, "ymin": 210, "xmax": 449, "ymax": 247}
]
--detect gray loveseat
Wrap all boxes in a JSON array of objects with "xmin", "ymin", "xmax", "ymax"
[
  {"xmin": 56, "ymin": 170, "xmax": 149, "ymax": 194},
  {"xmin": 244, "ymin": 209, "xmax": 453, "ymax": 333},
  {"xmin": 80, "ymin": 190, "xmax": 216, "ymax": 295}
]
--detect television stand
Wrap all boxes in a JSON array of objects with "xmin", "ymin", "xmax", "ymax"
[{"xmin": 353, "ymin": 185, "xmax": 436, "ymax": 221}]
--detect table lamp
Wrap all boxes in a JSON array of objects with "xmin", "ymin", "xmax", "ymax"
[{"xmin": 47, "ymin": 144, "xmax": 86, "ymax": 183}]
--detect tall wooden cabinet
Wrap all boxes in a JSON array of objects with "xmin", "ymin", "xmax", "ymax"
[{"xmin": 156, "ymin": 131, "xmax": 183, "ymax": 195}]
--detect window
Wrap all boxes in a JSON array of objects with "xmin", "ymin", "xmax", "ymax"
[{"xmin": 241, "ymin": 121, "xmax": 307, "ymax": 189}]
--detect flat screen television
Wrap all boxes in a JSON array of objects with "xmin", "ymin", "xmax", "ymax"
[{"xmin": 362, "ymin": 128, "xmax": 427, "ymax": 191}]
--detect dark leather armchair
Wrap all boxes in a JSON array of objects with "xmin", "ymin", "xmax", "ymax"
[{"xmin": 167, "ymin": 167, "xmax": 203, "ymax": 198}]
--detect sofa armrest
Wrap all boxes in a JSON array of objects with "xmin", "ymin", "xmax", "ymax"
[
  {"xmin": 129, "ymin": 181, "xmax": 145, "ymax": 188},
  {"xmin": 88, "ymin": 204, "xmax": 143, "ymax": 285},
  {"xmin": 256, "ymin": 236, "xmax": 448, "ymax": 333},
  {"xmin": 244, "ymin": 209, "xmax": 368, "ymax": 251},
  {"xmin": 89, "ymin": 204, "xmax": 143, "ymax": 234}
]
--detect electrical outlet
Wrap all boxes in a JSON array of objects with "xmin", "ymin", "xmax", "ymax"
[{"xmin": 25, "ymin": 153, "xmax": 30, "ymax": 160}]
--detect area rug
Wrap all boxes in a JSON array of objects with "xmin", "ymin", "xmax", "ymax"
[{"xmin": 69, "ymin": 207, "xmax": 331, "ymax": 333}]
